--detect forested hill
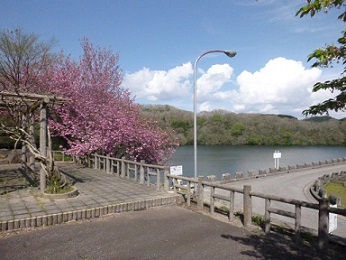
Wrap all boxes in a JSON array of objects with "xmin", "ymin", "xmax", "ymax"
[{"xmin": 140, "ymin": 105, "xmax": 346, "ymax": 146}]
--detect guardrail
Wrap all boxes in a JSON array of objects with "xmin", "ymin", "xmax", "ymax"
[
  {"xmin": 164, "ymin": 173, "xmax": 346, "ymax": 250},
  {"xmin": 77, "ymin": 153, "xmax": 170, "ymax": 190},
  {"xmin": 53, "ymin": 150, "xmax": 345, "ymax": 250}
]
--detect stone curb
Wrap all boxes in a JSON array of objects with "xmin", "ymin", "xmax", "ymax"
[
  {"xmin": 0, "ymin": 195, "xmax": 181, "ymax": 232},
  {"xmin": 309, "ymin": 171, "xmax": 346, "ymax": 205},
  {"xmin": 218, "ymin": 158, "xmax": 346, "ymax": 184}
]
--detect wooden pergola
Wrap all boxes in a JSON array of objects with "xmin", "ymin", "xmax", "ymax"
[{"xmin": 0, "ymin": 91, "xmax": 68, "ymax": 192}]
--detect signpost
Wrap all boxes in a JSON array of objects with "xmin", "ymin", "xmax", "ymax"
[
  {"xmin": 329, "ymin": 204, "xmax": 338, "ymax": 233},
  {"xmin": 170, "ymin": 165, "xmax": 183, "ymax": 176},
  {"xmin": 273, "ymin": 151, "xmax": 281, "ymax": 169}
]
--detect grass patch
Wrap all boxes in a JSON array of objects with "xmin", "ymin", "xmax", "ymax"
[
  {"xmin": 324, "ymin": 182, "xmax": 346, "ymax": 208},
  {"xmin": 45, "ymin": 184, "xmax": 74, "ymax": 194},
  {"xmin": 234, "ymin": 211, "xmax": 265, "ymax": 228},
  {"xmin": 252, "ymin": 214, "xmax": 265, "ymax": 227},
  {"xmin": 52, "ymin": 153, "xmax": 72, "ymax": 162},
  {"xmin": 45, "ymin": 175, "xmax": 73, "ymax": 194}
]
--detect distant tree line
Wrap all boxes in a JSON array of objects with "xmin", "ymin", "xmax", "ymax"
[{"xmin": 140, "ymin": 105, "xmax": 346, "ymax": 146}]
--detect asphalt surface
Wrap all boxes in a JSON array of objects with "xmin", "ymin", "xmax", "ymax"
[
  {"xmin": 219, "ymin": 163, "xmax": 346, "ymax": 238},
  {"xmin": 1, "ymin": 162, "xmax": 346, "ymax": 259},
  {"xmin": 1, "ymin": 205, "xmax": 345, "ymax": 260}
]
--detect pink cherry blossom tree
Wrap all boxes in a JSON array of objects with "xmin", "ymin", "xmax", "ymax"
[{"xmin": 48, "ymin": 39, "xmax": 178, "ymax": 165}]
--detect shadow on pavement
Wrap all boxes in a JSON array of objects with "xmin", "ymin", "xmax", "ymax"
[
  {"xmin": 221, "ymin": 232, "xmax": 346, "ymax": 260},
  {"xmin": 0, "ymin": 167, "xmax": 37, "ymax": 195}
]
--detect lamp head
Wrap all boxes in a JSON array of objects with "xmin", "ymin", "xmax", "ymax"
[{"xmin": 224, "ymin": 50, "xmax": 237, "ymax": 58}]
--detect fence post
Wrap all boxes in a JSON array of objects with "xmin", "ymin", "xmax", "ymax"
[
  {"xmin": 156, "ymin": 168, "xmax": 160, "ymax": 190},
  {"xmin": 94, "ymin": 154, "xmax": 98, "ymax": 170},
  {"xmin": 147, "ymin": 169, "xmax": 150, "ymax": 186},
  {"xmin": 265, "ymin": 198, "xmax": 271, "ymax": 234},
  {"xmin": 110, "ymin": 159, "xmax": 114, "ymax": 174},
  {"xmin": 229, "ymin": 190, "xmax": 235, "ymax": 221},
  {"xmin": 134, "ymin": 164, "xmax": 138, "ymax": 181},
  {"xmin": 173, "ymin": 178, "xmax": 177, "ymax": 194},
  {"xmin": 243, "ymin": 185, "xmax": 252, "ymax": 227},
  {"xmin": 187, "ymin": 181, "xmax": 191, "ymax": 207},
  {"xmin": 116, "ymin": 161, "xmax": 120, "ymax": 176},
  {"xmin": 106, "ymin": 155, "xmax": 110, "ymax": 174},
  {"xmin": 121, "ymin": 157, "xmax": 126, "ymax": 178},
  {"xmin": 87, "ymin": 154, "xmax": 91, "ymax": 168},
  {"xmin": 295, "ymin": 205, "xmax": 301, "ymax": 238},
  {"xmin": 140, "ymin": 160, "xmax": 145, "ymax": 184},
  {"xmin": 197, "ymin": 177, "xmax": 204, "ymax": 210},
  {"xmin": 210, "ymin": 186, "xmax": 215, "ymax": 215},
  {"xmin": 318, "ymin": 198, "xmax": 329, "ymax": 250},
  {"xmin": 164, "ymin": 167, "xmax": 169, "ymax": 192},
  {"xmin": 127, "ymin": 163, "xmax": 131, "ymax": 180}
]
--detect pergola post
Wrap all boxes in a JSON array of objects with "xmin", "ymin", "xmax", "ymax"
[
  {"xmin": 0, "ymin": 92, "xmax": 68, "ymax": 193},
  {"xmin": 39, "ymin": 102, "xmax": 47, "ymax": 192},
  {"xmin": 21, "ymin": 113, "xmax": 27, "ymax": 164},
  {"xmin": 29, "ymin": 112, "xmax": 35, "ymax": 171}
]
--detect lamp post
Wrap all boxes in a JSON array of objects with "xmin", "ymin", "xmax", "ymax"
[{"xmin": 193, "ymin": 50, "xmax": 237, "ymax": 179}]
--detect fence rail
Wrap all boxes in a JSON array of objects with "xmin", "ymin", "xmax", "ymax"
[
  {"xmin": 164, "ymin": 173, "xmax": 346, "ymax": 250},
  {"xmin": 77, "ymin": 153, "xmax": 169, "ymax": 190},
  {"xmin": 52, "ymin": 150, "xmax": 346, "ymax": 250}
]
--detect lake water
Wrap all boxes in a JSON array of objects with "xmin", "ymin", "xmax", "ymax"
[{"xmin": 168, "ymin": 145, "xmax": 346, "ymax": 178}]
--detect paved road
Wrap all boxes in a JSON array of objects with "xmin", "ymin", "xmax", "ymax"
[
  {"xmin": 215, "ymin": 164, "xmax": 346, "ymax": 238},
  {"xmin": 1, "ymin": 206, "xmax": 345, "ymax": 260}
]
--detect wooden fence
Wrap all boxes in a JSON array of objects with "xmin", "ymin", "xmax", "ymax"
[
  {"xmin": 77, "ymin": 153, "xmax": 170, "ymax": 190},
  {"xmin": 164, "ymin": 173, "xmax": 346, "ymax": 250},
  {"xmin": 53, "ymin": 151, "xmax": 345, "ymax": 250}
]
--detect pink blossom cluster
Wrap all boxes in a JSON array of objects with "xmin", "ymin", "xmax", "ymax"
[{"xmin": 45, "ymin": 39, "xmax": 178, "ymax": 164}]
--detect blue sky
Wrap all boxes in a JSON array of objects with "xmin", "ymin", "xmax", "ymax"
[{"xmin": 2, "ymin": 0, "xmax": 345, "ymax": 118}]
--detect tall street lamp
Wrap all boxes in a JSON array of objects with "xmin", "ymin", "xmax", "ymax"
[{"xmin": 193, "ymin": 50, "xmax": 237, "ymax": 179}]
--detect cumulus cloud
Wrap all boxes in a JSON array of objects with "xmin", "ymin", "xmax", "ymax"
[
  {"xmin": 196, "ymin": 64, "xmax": 234, "ymax": 100},
  {"xmin": 122, "ymin": 62, "xmax": 235, "ymax": 109},
  {"xmin": 121, "ymin": 62, "xmax": 193, "ymax": 101},
  {"xmin": 233, "ymin": 57, "xmax": 322, "ymax": 115},
  {"xmin": 121, "ymin": 57, "xmax": 346, "ymax": 118}
]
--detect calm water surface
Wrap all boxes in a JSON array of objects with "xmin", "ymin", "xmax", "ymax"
[{"xmin": 168, "ymin": 145, "xmax": 346, "ymax": 178}]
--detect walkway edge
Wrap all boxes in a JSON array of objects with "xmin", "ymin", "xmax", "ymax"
[{"xmin": 0, "ymin": 194, "xmax": 181, "ymax": 232}]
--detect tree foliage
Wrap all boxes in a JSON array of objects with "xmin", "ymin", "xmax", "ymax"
[
  {"xmin": 0, "ymin": 29, "xmax": 178, "ymax": 166},
  {"xmin": 0, "ymin": 28, "xmax": 62, "ymax": 190},
  {"xmin": 0, "ymin": 28, "xmax": 57, "ymax": 93},
  {"xmin": 296, "ymin": 0, "xmax": 346, "ymax": 115},
  {"xmin": 141, "ymin": 105, "xmax": 346, "ymax": 146},
  {"xmin": 47, "ymin": 39, "xmax": 178, "ymax": 164}
]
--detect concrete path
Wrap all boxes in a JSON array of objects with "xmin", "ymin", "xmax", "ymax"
[
  {"xmin": 0, "ymin": 163, "xmax": 179, "ymax": 229},
  {"xmin": 215, "ymin": 163, "xmax": 346, "ymax": 238},
  {"xmin": 1, "ymin": 206, "xmax": 345, "ymax": 260}
]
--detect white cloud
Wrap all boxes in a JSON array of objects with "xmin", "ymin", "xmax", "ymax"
[
  {"xmin": 196, "ymin": 64, "xmax": 234, "ymax": 100},
  {"xmin": 199, "ymin": 102, "xmax": 211, "ymax": 112},
  {"xmin": 309, "ymin": 88, "xmax": 339, "ymax": 107},
  {"xmin": 121, "ymin": 63, "xmax": 193, "ymax": 101},
  {"xmin": 121, "ymin": 57, "xmax": 346, "ymax": 119},
  {"xmin": 233, "ymin": 57, "xmax": 321, "ymax": 115}
]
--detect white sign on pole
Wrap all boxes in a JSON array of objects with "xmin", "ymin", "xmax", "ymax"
[
  {"xmin": 329, "ymin": 204, "xmax": 337, "ymax": 233},
  {"xmin": 273, "ymin": 151, "xmax": 281, "ymax": 159},
  {"xmin": 273, "ymin": 151, "xmax": 281, "ymax": 169},
  {"xmin": 170, "ymin": 165, "xmax": 183, "ymax": 176}
]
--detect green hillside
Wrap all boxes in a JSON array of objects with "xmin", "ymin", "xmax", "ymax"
[{"xmin": 140, "ymin": 105, "xmax": 346, "ymax": 146}]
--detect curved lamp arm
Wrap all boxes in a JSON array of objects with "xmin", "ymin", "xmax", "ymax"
[{"xmin": 193, "ymin": 50, "xmax": 237, "ymax": 179}]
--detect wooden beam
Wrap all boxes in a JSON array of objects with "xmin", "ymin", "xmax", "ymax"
[{"xmin": 0, "ymin": 91, "xmax": 68, "ymax": 107}]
